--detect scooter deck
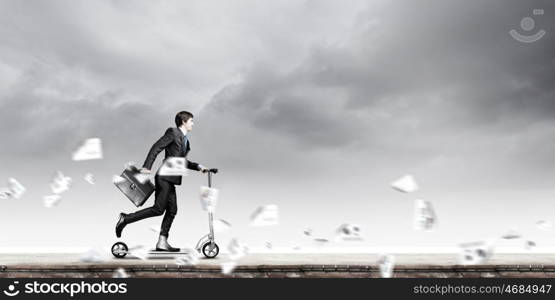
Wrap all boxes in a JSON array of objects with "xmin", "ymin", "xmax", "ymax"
[
  {"xmin": 114, "ymin": 250, "xmax": 195, "ymax": 257},
  {"xmin": 147, "ymin": 249, "xmax": 192, "ymax": 255}
]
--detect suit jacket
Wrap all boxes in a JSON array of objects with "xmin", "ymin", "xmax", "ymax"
[{"xmin": 142, "ymin": 127, "xmax": 200, "ymax": 185}]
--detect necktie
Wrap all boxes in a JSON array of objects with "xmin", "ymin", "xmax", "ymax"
[{"xmin": 183, "ymin": 135, "xmax": 189, "ymax": 154}]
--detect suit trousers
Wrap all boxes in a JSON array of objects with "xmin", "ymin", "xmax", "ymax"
[{"xmin": 124, "ymin": 175, "xmax": 177, "ymax": 237}]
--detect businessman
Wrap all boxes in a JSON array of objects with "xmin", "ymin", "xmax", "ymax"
[{"xmin": 115, "ymin": 111, "xmax": 207, "ymax": 252}]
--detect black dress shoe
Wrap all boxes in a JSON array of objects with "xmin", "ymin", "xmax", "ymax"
[
  {"xmin": 115, "ymin": 213, "xmax": 127, "ymax": 238},
  {"xmin": 155, "ymin": 246, "xmax": 180, "ymax": 252}
]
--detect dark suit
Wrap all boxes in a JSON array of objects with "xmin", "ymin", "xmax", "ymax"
[{"xmin": 125, "ymin": 127, "xmax": 200, "ymax": 237}]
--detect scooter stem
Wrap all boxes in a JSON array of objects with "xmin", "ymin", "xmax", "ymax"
[{"xmin": 208, "ymin": 172, "xmax": 212, "ymax": 188}]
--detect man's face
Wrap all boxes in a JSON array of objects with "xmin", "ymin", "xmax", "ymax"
[{"xmin": 184, "ymin": 118, "xmax": 194, "ymax": 131}]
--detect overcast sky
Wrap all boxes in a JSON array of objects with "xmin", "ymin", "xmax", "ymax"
[{"xmin": 0, "ymin": 0, "xmax": 554, "ymax": 253}]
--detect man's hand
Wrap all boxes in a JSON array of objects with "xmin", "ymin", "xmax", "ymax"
[
  {"xmin": 140, "ymin": 168, "xmax": 152, "ymax": 174},
  {"xmin": 199, "ymin": 165, "xmax": 208, "ymax": 173}
]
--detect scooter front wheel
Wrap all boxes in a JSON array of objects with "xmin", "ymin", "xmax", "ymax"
[
  {"xmin": 112, "ymin": 242, "xmax": 128, "ymax": 258},
  {"xmin": 202, "ymin": 242, "xmax": 219, "ymax": 258}
]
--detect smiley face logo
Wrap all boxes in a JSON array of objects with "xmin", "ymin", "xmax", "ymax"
[
  {"xmin": 3, "ymin": 281, "xmax": 20, "ymax": 297},
  {"xmin": 509, "ymin": 9, "xmax": 546, "ymax": 43}
]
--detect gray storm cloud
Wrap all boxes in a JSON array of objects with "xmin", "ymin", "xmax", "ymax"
[
  {"xmin": 200, "ymin": 0, "xmax": 555, "ymax": 181},
  {"xmin": 0, "ymin": 0, "xmax": 553, "ymax": 184}
]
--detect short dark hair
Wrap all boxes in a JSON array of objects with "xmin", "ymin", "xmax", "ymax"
[{"xmin": 175, "ymin": 111, "xmax": 194, "ymax": 127}]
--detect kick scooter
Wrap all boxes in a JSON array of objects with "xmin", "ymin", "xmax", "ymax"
[{"xmin": 111, "ymin": 168, "xmax": 220, "ymax": 259}]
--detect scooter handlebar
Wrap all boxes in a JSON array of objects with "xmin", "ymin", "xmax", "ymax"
[{"xmin": 209, "ymin": 168, "xmax": 218, "ymax": 174}]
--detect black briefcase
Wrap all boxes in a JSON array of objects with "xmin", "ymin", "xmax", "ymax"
[{"xmin": 114, "ymin": 165, "xmax": 155, "ymax": 207}]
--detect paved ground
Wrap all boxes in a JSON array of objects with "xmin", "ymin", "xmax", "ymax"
[{"xmin": 2, "ymin": 253, "xmax": 555, "ymax": 278}]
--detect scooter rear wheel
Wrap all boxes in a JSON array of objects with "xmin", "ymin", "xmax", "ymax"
[
  {"xmin": 112, "ymin": 242, "xmax": 128, "ymax": 258},
  {"xmin": 202, "ymin": 242, "xmax": 219, "ymax": 258}
]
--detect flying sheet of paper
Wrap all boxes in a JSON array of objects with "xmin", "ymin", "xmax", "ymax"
[
  {"xmin": 84, "ymin": 173, "xmax": 95, "ymax": 185},
  {"xmin": 391, "ymin": 174, "xmax": 419, "ymax": 193},
  {"xmin": 221, "ymin": 261, "xmax": 237, "ymax": 275},
  {"xmin": 313, "ymin": 238, "xmax": 330, "ymax": 246},
  {"xmin": 501, "ymin": 230, "xmax": 521, "ymax": 240},
  {"xmin": 458, "ymin": 241, "xmax": 493, "ymax": 265},
  {"xmin": 112, "ymin": 268, "xmax": 129, "ymax": 278},
  {"xmin": 134, "ymin": 173, "xmax": 152, "ymax": 184},
  {"xmin": 335, "ymin": 223, "xmax": 363, "ymax": 241},
  {"xmin": 112, "ymin": 175, "xmax": 126, "ymax": 185},
  {"xmin": 249, "ymin": 204, "xmax": 279, "ymax": 226},
  {"xmin": 7, "ymin": 178, "xmax": 26, "ymax": 199},
  {"xmin": 378, "ymin": 254, "xmax": 395, "ymax": 278},
  {"xmin": 43, "ymin": 195, "xmax": 62, "ymax": 208},
  {"xmin": 227, "ymin": 238, "xmax": 248, "ymax": 261},
  {"xmin": 525, "ymin": 240, "xmax": 536, "ymax": 250},
  {"xmin": 213, "ymin": 219, "xmax": 232, "ymax": 233},
  {"xmin": 536, "ymin": 220, "xmax": 552, "ymax": 231},
  {"xmin": 158, "ymin": 157, "xmax": 188, "ymax": 176},
  {"xmin": 80, "ymin": 247, "xmax": 109, "ymax": 263},
  {"xmin": 199, "ymin": 186, "xmax": 219, "ymax": 212},
  {"xmin": 0, "ymin": 188, "xmax": 12, "ymax": 200},
  {"xmin": 413, "ymin": 199, "xmax": 437, "ymax": 231},
  {"xmin": 72, "ymin": 138, "xmax": 103, "ymax": 161},
  {"xmin": 50, "ymin": 171, "xmax": 72, "ymax": 194}
]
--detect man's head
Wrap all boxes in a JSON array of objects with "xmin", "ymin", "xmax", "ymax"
[{"xmin": 175, "ymin": 111, "xmax": 194, "ymax": 132}]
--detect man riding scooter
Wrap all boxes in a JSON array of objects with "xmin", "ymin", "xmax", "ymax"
[{"xmin": 115, "ymin": 111, "xmax": 207, "ymax": 252}]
